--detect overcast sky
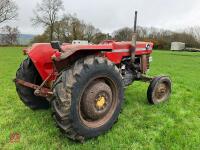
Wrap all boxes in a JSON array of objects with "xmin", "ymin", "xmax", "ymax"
[{"xmin": 2, "ymin": 0, "xmax": 200, "ymax": 35}]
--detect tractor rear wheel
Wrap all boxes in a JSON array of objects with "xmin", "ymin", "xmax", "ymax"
[
  {"xmin": 15, "ymin": 57, "xmax": 49, "ymax": 110},
  {"xmin": 52, "ymin": 56, "xmax": 124, "ymax": 141},
  {"xmin": 147, "ymin": 76, "xmax": 171, "ymax": 104}
]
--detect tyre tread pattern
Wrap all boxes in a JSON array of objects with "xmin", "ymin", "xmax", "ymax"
[
  {"xmin": 15, "ymin": 57, "xmax": 49, "ymax": 110},
  {"xmin": 52, "ymin": 56, "xmax": 122, "ymax": 142}
]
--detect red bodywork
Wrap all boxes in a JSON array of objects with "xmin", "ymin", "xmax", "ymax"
[{"xmin": 27, "ymin": 41, "xmax": 153, "ymax": 81}]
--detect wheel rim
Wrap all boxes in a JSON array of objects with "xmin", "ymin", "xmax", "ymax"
[
  {"xmin": 79, "ymin": 76, "xmax": 118, "ymax": 128},
  {"xmin": 153, "ymin": 81, "xmax": 170, "ymax": 103}
]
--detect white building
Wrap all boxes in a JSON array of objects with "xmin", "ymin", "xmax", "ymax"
[
  {"xmin": 171, "ymin": 42, "xmax": 185, "ymax": 51},
  {"xmin": 72, "ymin": 40, "xmax": 89, "ymax": 45}
]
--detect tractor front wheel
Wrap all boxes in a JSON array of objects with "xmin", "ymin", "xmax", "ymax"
[
  {"xmin": 147, "ymin": 76, "xmax": 171, "ymax": 104},
  {"xmin": 52, "ymin": 56, "xmax": 124, "ymax": 141}
]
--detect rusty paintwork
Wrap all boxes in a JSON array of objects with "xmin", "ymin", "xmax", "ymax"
[
  {"xmin": 14, "ymin": 78, "xmax": 53, "ymax": 98},
  {"xmin": 78, "ymin": 77, "xmax": 118, "ymax": 128},
  {"xmin": 81, "ymin": 80, "xmax": 112, "ymax": 120}
]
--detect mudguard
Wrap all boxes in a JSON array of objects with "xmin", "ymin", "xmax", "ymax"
[{"xmin": 28, "ymin": 43, "xmax": 55, "ymax": 81}]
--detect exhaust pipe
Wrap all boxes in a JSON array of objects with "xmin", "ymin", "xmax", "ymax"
[
  {"xmin": 131, "ymin": 11, "xmax": 138, "ymax": 63},
  {"xmin": 133, "ymin": 11, "xmax": 138, "ymax": 34}
]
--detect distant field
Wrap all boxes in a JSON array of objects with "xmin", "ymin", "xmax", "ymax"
[{"xmin": 0, "ymin": 47, "xmax": 200, "ymax": 149}]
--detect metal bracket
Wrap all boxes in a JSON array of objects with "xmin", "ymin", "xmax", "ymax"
[
  {"xmin": 135, "ymin": 73, "xmax": 153, "ymax": 82},
  {"xmin": 13, "ymin": 78, "xmax": 53, "ymax": 98},
  {"xmin": 34, "ymin": 73, "xmax": 53, "ymax": 97},
  {"xmin": 140, "ymin": 75, "xmax": 153, "ymax": 82}
]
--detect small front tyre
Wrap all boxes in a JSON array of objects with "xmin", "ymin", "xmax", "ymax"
[{"xmin": 147, "ymin": 76, "xmax": 171, "ymax": 104}]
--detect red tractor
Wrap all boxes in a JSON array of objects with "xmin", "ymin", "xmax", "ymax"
[{"xmin": 14, "ymin": 12, "xmax": 171, "ymax": 142}]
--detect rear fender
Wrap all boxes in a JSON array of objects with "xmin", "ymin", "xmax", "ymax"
[{"xmin": 28, "ymin": 43, "xmax": 55, "ymax": 81}]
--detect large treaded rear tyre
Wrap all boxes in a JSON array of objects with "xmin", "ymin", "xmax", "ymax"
[
  {"xmin": 52, "ymin": 56, "xmax": 124, "ymax": 141},
  {"xmin": 15, "ymin": 57, "xmax": 49, "ymax": 110}
]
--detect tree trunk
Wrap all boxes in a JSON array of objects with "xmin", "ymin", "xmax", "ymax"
[{"xmin": 50, "ymin": 25, "xmax": 54, "ymax": 41}]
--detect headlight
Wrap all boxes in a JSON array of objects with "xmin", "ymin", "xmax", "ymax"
[{"xmin": 146, "ymin": 44, "xmax": 151, "ymax": 50}]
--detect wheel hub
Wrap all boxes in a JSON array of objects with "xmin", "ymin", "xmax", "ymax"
[
  {"xmin": 81, "ymin": 80, "xmax": 113, "ymax": 121},
  {"xmin": 96, "ymin": 96, "xmax": 106, "ymax": 109},
  {"xmin": 154, "ymin": 82, "xmax": 169, "ymax": 102}
]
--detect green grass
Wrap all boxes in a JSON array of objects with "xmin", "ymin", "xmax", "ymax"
[{"xmin": 0, "ymin": 47, "xmax": 200, "ymax": 150}]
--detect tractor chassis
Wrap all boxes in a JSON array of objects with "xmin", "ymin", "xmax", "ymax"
[{"xmin": 13, "ymin": 73, "xmax": 153, "ymax": 98}]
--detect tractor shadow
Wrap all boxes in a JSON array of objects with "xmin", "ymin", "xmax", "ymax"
[{"xmin": 124, "ymin": 82, "xmax": 149, "ymax": 106}]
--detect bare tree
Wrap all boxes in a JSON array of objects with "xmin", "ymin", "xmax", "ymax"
[
  {"xmin": 52, "ymin": 14, "xmax": 84, "ymax": 42},
  {"xmin": 32, "ymin": 0, "xmax": 64, "ymax": 41},
  {"xmin": 0, "ymin": 0, "xmax": 18, "ymax": 24},
  {"xmin": 61, "ymin": 14, "xmax": 85, "ymax": 40},
  {"xmin": 0, "ymin": 25, "xmax": 20, "ymax": 45},
  {"xmin": 84, "ymin": 24, "xmax": 100, "ymax": 42},
  {"xmin": 185, "ymin": 26, "xmax": 200, "ymax": 41},
  {"xmin": 32, "ymin": 13, "xmax": 107, "ymax": 44},
  {"xmin": 71, "ymin": 17, "xmax": 85, "ymax": 40},
  {"xmin": 92, "ymin": 32, "xmax": 110, "ymax": 44},
  {"xmin": 41, "ymin": 14, "xmax": 101, "ymax": 43},
  {"xmin": 113, "ymin": 27, "xmax": 133, "ymax": 41},
  {"xmin": 137, "ymin": 26, "xmax": 148, "ymax": 39},
  {"xmin": 53, "ymin": 21, "xmax": 63, "ymax": 41}
]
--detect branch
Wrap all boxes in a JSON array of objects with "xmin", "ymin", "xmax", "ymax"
[{"xmin": 0, "ymin": 0, "xmax": 18, "ymax": 24}]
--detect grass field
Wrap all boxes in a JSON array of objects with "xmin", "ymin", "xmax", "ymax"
[{"xmin": 0, "ymin": 47, "xmax": 200, "ymax": 150}]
